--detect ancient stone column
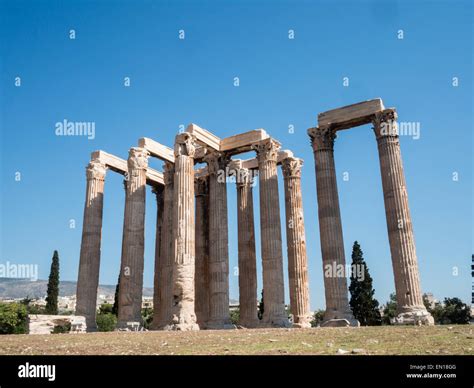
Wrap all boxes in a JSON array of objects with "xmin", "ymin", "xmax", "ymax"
[
  {"xmin": 194, "ymin": 175, "xmax": 210, "ymax": 328},
  {"xmin": 165, "ymin": 133, "xmax": 199, "ymax": 330},
  {"xmin": 372, "ymin": 109, "xmax": 433, "ymax": 325},
  {"xmin": 281, "ymin": 157, "xmax": 311, "ymax": 328},
  {"xmin": 204, "ymin": 150, "xmax": 233, "ymax": 329},
  {"xmin": 151, "ymin": 162, "xmax": 175, "ymax": 329},
  {"xmin": 308, "ymin": 127, "xmax": 357, "ymax": 326},
  {"xmin": 76, "ymin": 159, "xmax": 107, "ymax": 331},
  {"xmin": 235, "ymin": 165, "xmax": 259, "ymax": 328},
  {"xmin": 117, "ymin": 147, "xmax": 149, "ymax": 328},
  {"xmin": 151, "ymin": 185, "xmax": 164, "ymax": 329},
  {"xmin": 254, "ymin": 139, "xmax": 290, "ymax": 327}
]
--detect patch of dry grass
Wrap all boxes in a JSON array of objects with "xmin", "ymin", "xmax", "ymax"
[{"xmin": 0, "ymin": 325, "xmax": 472, "ymax": 355}]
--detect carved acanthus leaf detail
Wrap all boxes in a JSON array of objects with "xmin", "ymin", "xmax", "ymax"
[
  {"xmin": 254, "ymin": 138, "xmax": 280, "ymax": 163},
  {"xmin": 174, "ymin": 133, "xmax": 196, "ymax": 158},
  {"xmin": 86, "ymin": 160, "xmax": 107, "ymax": 180},
  {"xmin": 308, "ymin": 126, "xmax": 336, "ymax": 151},
  {"xmin": 282, "ymin": 157, "xmax": 303, "ymax": 178},
  {"xmin": 128, "ymin": 147, "xmax": 149, "ymax": 176}
]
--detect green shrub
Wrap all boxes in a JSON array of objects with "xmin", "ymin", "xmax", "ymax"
[
  {"xmin": 310, "ymin": 309, "xmax": 325, "ymax": 327},
  {"xmin": 230, "ymin": 308, "xmax": 240, "ymax": 325},
  {"xmin": 141, "ymin": 308, "xmax": 153, "ymax": 330},
  {"xmin": 51, "ymin": 319, "xmax": 71, "ymax": 334},
  {"xmin": 0, "ymin": 302, "xmax": 29, "ymax": 334},
  {"xmin": 98, "ymin": 303, "xmax": 114, "ymax": 315},
  {"xmin": 96, "ymin": 313, "xmax": 117, "ymax": 332}
]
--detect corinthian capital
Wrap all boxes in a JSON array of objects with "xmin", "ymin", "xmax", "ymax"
[
  {"xmin": 282, "ymin": 157, "xmax": 303, "ymax": 178},
  {"xmin": 254, "ymin": 138, "xmax": 281, "ymax": 163},
  {"xmin": 203, "ymin": 150, "xmax": 228, "ymax": 175},
  {"xmin": 308, "ymin": 126, "xmax": 336, "ymax": 151},
  {"xmin": 86, "ymin": 160, "xmax": 107, "ymax": 181},
  {"xmin": 372, "ymin": 108, "xmax": 398, "ymax": 139},
  {"xmin": 174, "ymin": 132, "xmax": 196, "ymax": 158},
  {"xmin": 128, "ymin": 147, "xmax": 149, "ymax": 175}
]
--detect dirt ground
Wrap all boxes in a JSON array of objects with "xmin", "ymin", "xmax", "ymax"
[{"xmin": 0, "ymin": 325, "xmax": 472, "ymax": 355}]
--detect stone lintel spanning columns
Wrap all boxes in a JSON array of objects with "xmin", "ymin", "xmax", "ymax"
[
  {"xmin": 318, "ymin": 98, "xmax": 385, "ymax": 131},
  {"xmin": 233, "ymin": 161, "xmax": 259, "ymax": 328},
  {"xmin": 281, "ymin": 157, "xmax": 311, "ymax": 328},
  {"xmin": 151, "ymin": 162, "xmax": 175, "ymax": 329},
  {"xmin": 203, "ymin": 150, "xmax": 234, "ymax": 329},
  {"xmin": 166, "ymin": 133, "xmax": 199, "ymax": 330},
  {"xmin": 308, "ymin": 126, "xmax": 357, "ymax": 327},
  {"xmin": 254, "ymin": 138, "xmax": 290, "ymax": 328},
  {"xmin": 90, "ymin": 150, "xmax": 164, "ymax": 186},
  {"xmin": 76, "ymin": 159, "xmax": 107, "ymax": 331},
  {"xmin": 117, "ymin": 147, "xmax": 150, "ymax": 328},
  {"xmin": 372, "ymin": 109, "xmax": 433, "ymax": 325},
  {"xmin": 194, "ymin": 175, "xmax": 210, "ymax": 328}
]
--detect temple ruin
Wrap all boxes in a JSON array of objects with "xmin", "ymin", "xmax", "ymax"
[{"xmin": 76, "ymin": 98, "xmax": 433, "ymax": 331}]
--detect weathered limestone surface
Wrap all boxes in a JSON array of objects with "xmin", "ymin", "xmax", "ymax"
[
  {"xmin": 204, "ymin": 150, "xmax": 233, "ymax": 329},
  {"xmin": 151, "ymin": 185, "xmax": 164, "ymax": 329},
  {"xmin": 255, "ymin": 139, "xmax": 290, "ymax": 327},
  {"xmin": 117, "ymin": 147, "xmax": 149, "ymax": 328},
  {"xmin": 151, "ymin": 162, "xmax": 175, "ymax": 329},
  {"xmin": 186, "ymin": 123, "xmax": 221, "ymax": 151},
  {"xmin": 90, "ymin": 150, "xmax": 164, "ymax": 185},
  {"xmin": 138, "ymin": 137, "xmax": 175, "ymax": 162},
  {"xmin": 221, "ymin": 129, "xmax": 269, "ymax": 154},
  {"xmin": 195, "ymin": 175, "xmax": 210, "ymax": 328},
  {"xmin": 166, "ymin": 133, "xmax": 199, "ymax": 330},
  {"xmin": 76, "ymin": 112, "xmax": 431, "ymax": 332},
  {"xmin": 235, "ymin": 164, "xmax": 259, "ymax": 328},
  {"xmin": 308, "ymin": 127, "xmax": 357, "ymax": 326},
  {"xmin": 373, "ymin": 109, "xmax": 433, "ymax": 325},
  {"xmin": 318, "ymin": 98, "xmax": 385, "ymax": 131},
  {"xmin": 76, "ymin": 160, "xmax": 107, "ymax": 331},
  {"xmin": 29, "ymin": 315, "xmax": 87, "ymax": 335},
  {"xmin": 282, "ymin": 157, "xmax": 311, "ymax": 328}
]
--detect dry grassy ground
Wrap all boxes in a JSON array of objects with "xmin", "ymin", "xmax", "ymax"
[{"xmin": 0, "ymin": 326, "xmax": 472, "ymax": 355}]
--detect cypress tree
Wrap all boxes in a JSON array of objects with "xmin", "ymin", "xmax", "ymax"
[
  {"xmin": 112, "ymin": 274, "xmax": 120, "ymax": 316},
  {"xmin": 45, "ymin": 250, "xmax": 60, "ymax": 315},
  {"xmin": 257, "ymin": 289, "xmax": 264, "ymax": 320},
  {"xmin": 349, "ymin": 241, "xmax": 382, "ymax": 326}
]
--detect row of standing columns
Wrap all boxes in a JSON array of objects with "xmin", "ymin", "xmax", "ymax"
[
  {"xmin": 76, "ymin": 133, "xmax": 312, "ymax": 330},
  {"xmin": 77, "ymin": 103, "xmax": 433, "ymax": 330}
]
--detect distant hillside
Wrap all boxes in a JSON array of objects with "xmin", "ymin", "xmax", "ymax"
[
  {"xmin": 0, "ymin": 278, "xmax": 239, "ymax": 304},
  {"xmin": 0, "ymin": 278, "xmax": 153, "ymax": 299}
]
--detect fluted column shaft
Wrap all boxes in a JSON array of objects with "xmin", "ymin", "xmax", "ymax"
[
  {"xmin": 236, "ymin": 167, "xmax": 258, "ymax": 328},
  {"xmin": 118, "ymin": 147, "xmax": 149, "ymax": 327},
  {"xmin": 166, "ymin": 133, "xmax": 199, "ymax": 330},
  {"xmin": 204, "ymin": 150, "xmax": 233, "ymax": 329},
  {"xmin": 195, "ymin": 175, "xmax": 210, "ymax": 328},
  {"xmin": 308, "ymin": 127, "xmax": 354, "ymax": 324},
  {"xmin": 373, "ymin": 109, "xmax": 430, "ymax": 321},
  {"xmin": 255, "ymin": 139, "xmax": 289, "ymax": 327},
  {"xmin": 152, "ymin": 162, "xmax": 175, "ymax": 329},
  {"xmin": 282, "ymin": 157, "xmax": 311, "ymax": 328},
  {"xmin": 76, "ymin": 160, "xmax": 107, "ymax": 331}
]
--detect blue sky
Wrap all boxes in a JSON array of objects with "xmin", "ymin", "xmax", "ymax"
[{"xmin": 0, "ymin": 0, "xmax": 472, "ymax": 309}]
